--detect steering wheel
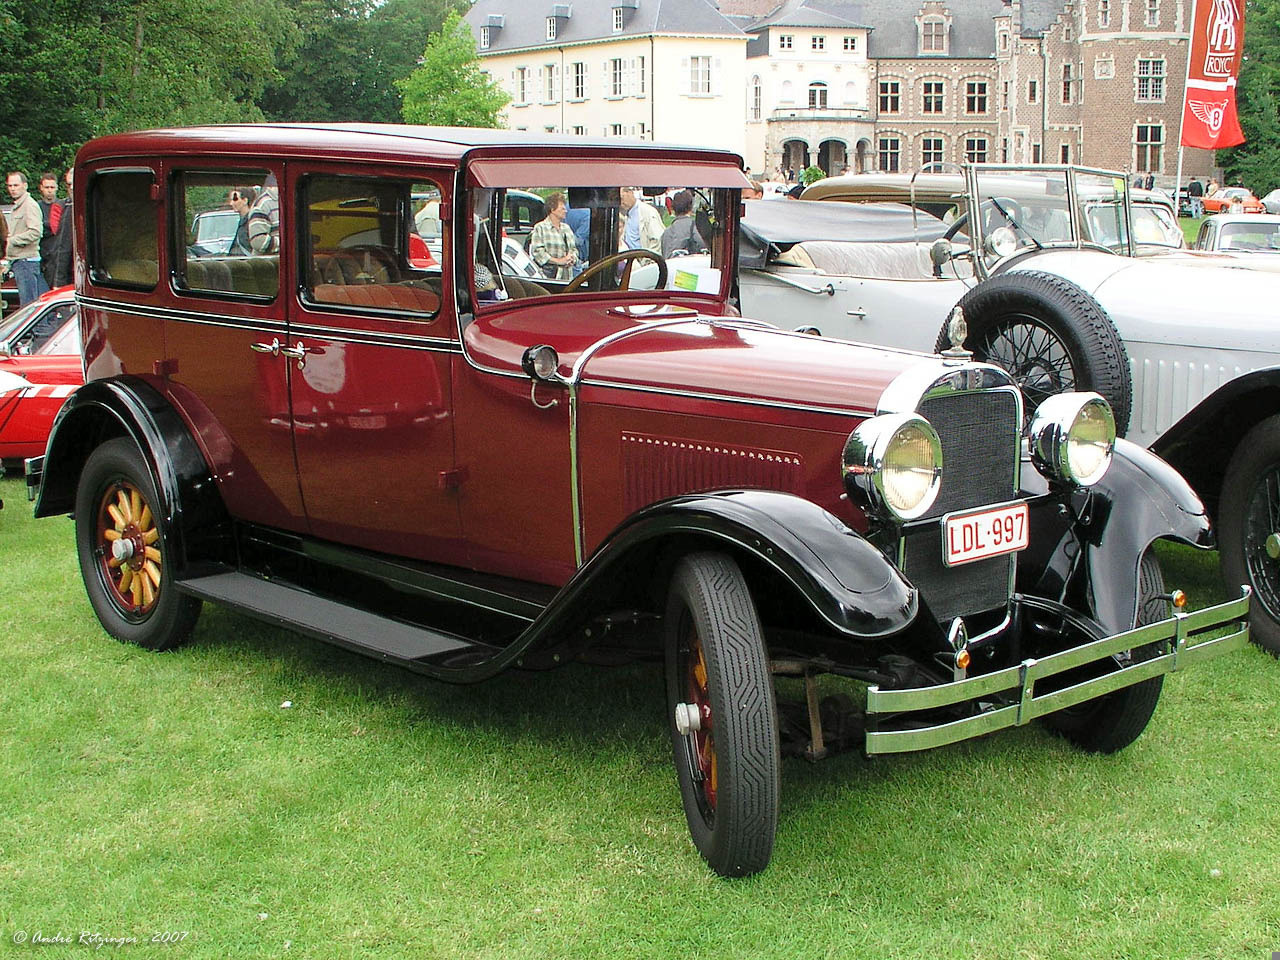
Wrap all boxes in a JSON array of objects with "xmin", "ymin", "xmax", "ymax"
[
  {"xmin": 565, "ymin": 249, "xmax": 669, "ymax": 293},
  {"xmin": 943, "ymin": 197, "xmax": 1028, "ymax": 241}
]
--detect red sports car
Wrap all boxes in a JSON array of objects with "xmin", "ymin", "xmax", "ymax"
[{"xmin": 0, "ymin": 285, "xmax": 80, "ymax": 463}]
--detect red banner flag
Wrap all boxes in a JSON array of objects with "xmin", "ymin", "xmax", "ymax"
[{"xmin": 1181, "ymin": 0, "xmax": 1246, "ymax": 149}]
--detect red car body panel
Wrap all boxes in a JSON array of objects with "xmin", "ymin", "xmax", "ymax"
[{"xmin": 0, "ymin": 287, "xmax": 82, "ymax": 460}]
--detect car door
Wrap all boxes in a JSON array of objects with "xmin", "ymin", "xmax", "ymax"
[{"xmin": 287, "ymin": 165, "xmax": 464, "ymax": 562}]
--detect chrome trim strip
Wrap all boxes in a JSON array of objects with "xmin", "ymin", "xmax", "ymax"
[
  {"xmin": 78, "ymin": 295, "xmax": 288, "ymax": 332},
  {"xmin": 864, "ymin": 586, "xmax": 1251, "ymax": 755},
  {"xmin": 578, "ymin": 378, "xmax": 877, "ymax": 420},
  {"xmin": 877, "ymin": 361, "xmax": 1019, "ymax": 418}
]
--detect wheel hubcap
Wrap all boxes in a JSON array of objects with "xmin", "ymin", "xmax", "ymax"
[
  {"xmin": 680, "ymin": 621, "xmax": 717, "ymax": 814},
  {"xmin": 97, "ymin": 482, "xmax": 162, "ymax": 618}
]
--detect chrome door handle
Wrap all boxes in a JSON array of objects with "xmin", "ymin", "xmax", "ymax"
[
  {"xmin": 847, "ymin": 308, "xmax": 867, "ymax": 319},
  {"xmin": 278, "ymin": 341, "xmax": 313, "ymax": 369},
  {"xmin": 250, "ymin": 338, "xmax": 281, "ymax": 356}
]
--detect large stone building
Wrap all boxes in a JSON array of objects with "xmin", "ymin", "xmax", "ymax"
[{"xmin": 467, "ymin": 0, "xmax": 1219, "ymax": 187}]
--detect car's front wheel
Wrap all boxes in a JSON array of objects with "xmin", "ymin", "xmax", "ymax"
[
  {"xmin": 665, "ymin": 552, "xmax": 780, "ymax": 878},
  {"xmin": 1041, "ymin": 550, "xmax": 1167, "ymax": 752},
  {"xmin": 1219, "ymin": 415, "xmax": 1280, "ymax": 655},
  {"xmin": 75, "ymin": 437, "xmax": 202, "ymax": 650}
]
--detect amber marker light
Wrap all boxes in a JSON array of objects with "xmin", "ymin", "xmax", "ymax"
[
  {"xmin": 955, "ymin": 649, "xmax": 971, "ymax": 670},
  {"xmin": 1172, "ymin": 590, "xmax": 1187, "ymax": 609}
]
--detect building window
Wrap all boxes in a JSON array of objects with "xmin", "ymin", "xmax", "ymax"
[
  {"xmin": 921, "ymin": 137, "xmax": 944, "ymax": 167},
  {"xmin": 1061, "ymin": 143, "xmax": 1071, "ymax": 163},
  {"xmin": 1028, "ymin": 79, "xmax": 1038, "ymax": 103},
  {"xmin": 808, "ymin": 82, "xmax": 828, "ymax": 109},
  {"xmin": 843, "ymin": 36, "xmax": 857, "ymax": 52},
  {"xmin": 638, "ymin": 56, "xmax": 646, "ymax": 95},
  {"xmin": 1095, "ymin": 56, "xmax": 1114, "ymax": 80},
  {"xmin": 545, "ymin": 125, "xmax": 556, "ymax": 133},
  {"xmin": 610, "ymin": 123, "xmax": 624, "ymax": 136},
  {"xmin": 750, "ymin": 75, "xmax": 762, "ymax": 120},
  {"xmin": 1032, "ymin": 143, "xmax": 1042, "ymax": 163},
  {"xmin": 610, "ymin": 59, "xmax": 626, "ymax": 97},
  {"xmin": 1099, "ymin": 0, "xmax": 1110, "ymax": 27},
  {"xmin": 879, "ymin": 80, "xmax": 900, "ymax": 113},
  {"xmin": 638, "ymin": 122, "xmax": 647, "ymax": 138},
  {"xmin": 516, "ymin": 67, "xmax": 528, "ymax": 104},
  {"xmin": 778, "ymin": 34, "xmax": 793, "ymax": 50},
  {"xmin": 1136, "ymin": 59, "xmax": 1165, "ymax": 102},
  {"xmin": 999, "ymin": 31, "xmax": 1008, "ymax": 52},
  {"xmin": 1001, "ymin": 138, "xmax": 1009, "ymax": 162},
  {"xmin": 480, "ymin": 26, "xmax": 490, "ymax": 49},
  {"xmin": 1136, "ymin": 124, "xmax": 1163, "ymax": 171},
  {"xmin": 878, "ymin": 136, "xmax": 900, "ymax": 172},
  {"xmin": 922, "ymin": 19, "xmax": 945, "ymax": 53},
  {"xmin": 690, "ymin": 56, "xmax": 711, "ymax": 95},
  {"xmin": 613, "ymin": 7, "xmax": 623, "ymax": 32},
  {"xmin": 1062, "ymin": 63, "xmax": 1074, "ymax": 104},
  {"xmin": 572, "ymin": 61, "xmax": 586, "ymax": 99},
  {"xmin": 1002, "ymin": 80, "xmax": 1010, "ymax": 109},
  {"xmin": 546, "ymin": 17, "xmax": 556, "ymax": 40},
  {"xmin": 922, "ymin": 80, "xmax": 943, "ymax": 114},
  {"xmin": 545, "ymin": 64, "xmax": 557, "ymax": 102},
  {"xmin": 1145, "ymin": 0, "xmax": 1158, "ymax": 27},
  {"xmin": 811, "ymin": 35, "xmax": 825, "ymax": 50},
  {"xmin": 572, "ymin": 125, "xmax": 585, "ymax": 135},
  {"xmin": 965, "ymin": 137, "xmax": 988, "ymax": 163},
  {"xmin": 965, "ymin": 80, "xmax": 987, "ymax": 114}
]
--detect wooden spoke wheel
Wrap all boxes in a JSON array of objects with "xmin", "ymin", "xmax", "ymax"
[{"xmin": 75, "ymin": 438, "xmax": 201, "ymax": 650}]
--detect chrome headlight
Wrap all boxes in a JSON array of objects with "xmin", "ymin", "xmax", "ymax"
[
  {"xmin": 843, "ymin": 413, "xmax": 943, "ymax": 521},
  {"xmin": 1028, "ymin": 393, "xmax": 1115, "ymax": 486}
]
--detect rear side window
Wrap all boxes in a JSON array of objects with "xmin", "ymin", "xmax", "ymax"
[
  {"xmin": 173, "ymin": 170, "xmax": 279, "ymax": 299},
  {"xmin": 301, "ymin": 174, "xmax": 442, "ymax": 318},
  {"xmin": 88, "ymin": 170, "xmax": 158, "ymax": 289}
]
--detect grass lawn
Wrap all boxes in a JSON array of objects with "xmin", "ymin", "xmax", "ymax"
[
  {"xmin": 1, "ymin": 475, "xmax": 1277, "ymax": 958},
  {"xmin": 1180, "ymin": 215, "xmax": 1204, "ymax": 246}
]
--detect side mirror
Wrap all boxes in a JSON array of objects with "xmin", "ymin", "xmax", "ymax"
[
  {"xmin": 521, "ymin": 344, "xmax": 566, "ymax": 384},
  {"xmin": 929, "ymin": 237, "xmax": 953, "ymax": 269}
]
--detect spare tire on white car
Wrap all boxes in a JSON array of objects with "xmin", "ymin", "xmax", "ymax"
[{"xmin": 936, "ymin": 271, "xmax": 1133, "ymax": 436}]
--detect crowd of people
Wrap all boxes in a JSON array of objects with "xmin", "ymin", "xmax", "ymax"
[{"xmin": 3, "ymin": 168, "xmax": 73, "ymax": 305}]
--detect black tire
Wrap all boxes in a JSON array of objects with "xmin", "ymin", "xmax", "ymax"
[
  {"xmin": 1041, "ymin": 550, "xmax": 1166, "ymax": 753},
  {"xmin": 937, "ymin": 271, "xmax": 1132, "ymax": 436},
  {"xmin": 75, "ymin": 437, "xmax": 202, "ymax": 651},
  {"xmin": 664, "ymin": 552, "xmax": 780, "ymax": 878},
  {"xmin": 1218, "ymin": 415, "xmax": 1280, "ymax": 655}
]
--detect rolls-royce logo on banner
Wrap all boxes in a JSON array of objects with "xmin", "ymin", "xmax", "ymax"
[{"xmin": 1181, "ymin": 0, "xmax": 1246, "ymax": 150}]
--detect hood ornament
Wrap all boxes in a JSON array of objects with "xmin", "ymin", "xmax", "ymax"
[{"xmin": 940, "ymin": 306, "xmax": 972, "ymax": 365}]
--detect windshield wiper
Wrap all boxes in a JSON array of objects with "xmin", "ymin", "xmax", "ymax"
[{"xmin": 989, "ymin": 197, "xmax": 1043, "ymax": 251}]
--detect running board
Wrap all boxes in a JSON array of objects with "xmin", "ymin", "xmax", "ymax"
[{"xmin": 176, "ymin": 571, "xmax": 492, "ymax": 669}]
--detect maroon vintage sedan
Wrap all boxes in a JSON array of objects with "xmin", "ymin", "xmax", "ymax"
[{"xmin": 26, "ymin": 126, "xmax": 1247, "ymax": 877}]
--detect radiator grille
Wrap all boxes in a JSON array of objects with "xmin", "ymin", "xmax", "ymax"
[
  {"xmin": 621, "ymin": 433, "xmax": 803, "ymax": 514},
  {"xmin": 902, "ymin": 387, "xmax": 1021, "ymax": 623}
]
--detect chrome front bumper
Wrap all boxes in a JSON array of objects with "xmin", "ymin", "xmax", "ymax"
[{"xmin": 865, "ymin": 587, "xmax": 1251, "ymax": 755}]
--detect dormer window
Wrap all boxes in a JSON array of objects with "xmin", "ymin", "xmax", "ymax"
[
  {"xmin": 612, "ymin": 0, "xmax": 636, "ymax": 33},
  {"xmin": 613, "ymin": 7, "xmax": 624, "ymax": 31},
  {"xmin": 546, "ymin": 17, "xmax": 556, "ymax": 40},
  {"xmin": 480, "ymin": 26, "xmax": 490, "ymax": 49},
  {"xmin": 922, "ymin": 19, "xmax": 945, "ymax": 52}
]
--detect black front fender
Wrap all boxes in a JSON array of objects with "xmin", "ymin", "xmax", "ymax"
[{"xmin": 1024, "ymin": 439, "xmax": 1212, "ymax": 636}]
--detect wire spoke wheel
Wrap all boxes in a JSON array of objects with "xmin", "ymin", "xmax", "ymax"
[
  {"xmin": 1220, "ymin": 415, "xmax": 1280, "ymax": 655},
  {"xmin": 976, "ymin": 313, "xmax": 1076, "ymax": 413}
]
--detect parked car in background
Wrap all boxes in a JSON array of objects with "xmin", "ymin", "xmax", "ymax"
[
  {"xmin": 190, "ymin": 207, "xmax": 240, "ymax": 256},
  {"xmin": 1192, "ymin": 214, "xmax": 1280, "ymax": 258},
  {"xmin": 0, "ymin": 285, "xmax": 80, "ymax": 464},
  {"xmin": 23, "ymin": 127, "xmax": 1248, "ymax": 878},
  {"xmin": 739, "ymin": 164, "xmax": 1280, "ymax": 651},
  {"xmin": 1262, "ymin": 188, "xmax": 1280, "ymax": 215},
  {"xmin": 1202, "ymin": 186, "xmax": 1265, "ymax": 215}
]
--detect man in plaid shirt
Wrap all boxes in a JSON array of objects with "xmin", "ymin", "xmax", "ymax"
[{"xmin": 528, "ymin": 192, "xmax": 578, "ymax": 281}]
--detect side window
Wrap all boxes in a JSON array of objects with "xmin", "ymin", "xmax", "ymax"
[
  {"xmin": 174, "ymin": 170, "xmax": 279, "ymax": 299},
  {"xmin": 88, "ymin": 170, "xmax": 159, "ymax": 289},
  {"xmin": 302, "ymin": 175, "xmax": 442, "ymax": 317}
]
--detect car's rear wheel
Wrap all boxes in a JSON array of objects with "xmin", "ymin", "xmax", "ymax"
[
  {"xmin": 1041, "ymin": 550, "xmax": 1167, "ymax": 752},
  {"xmin": 75, "ymin": 438, "xmax": 201, "ymax": 650},
  {"xmin": 665, "ymin": 552, "xmax": 780, "ymax": 878},
  {"xmin": 940, "ymin": 271, "xmax": 1132, "ymax": 436},
  {"xmin": 1219, "ymin": 415, "xmax": 1280, "ymax": 655}
]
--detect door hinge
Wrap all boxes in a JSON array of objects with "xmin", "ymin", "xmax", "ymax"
[
  {"xmin": 438, "ymin": 466, "xmax": 469, "ymax": 490},
  {"xmin": 152, "ymin": 358, "xmax": 178, "ymax": 377}
]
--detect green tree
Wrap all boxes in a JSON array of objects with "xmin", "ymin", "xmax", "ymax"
[
  {"xmin": 800, "ymin": 165, "xmax": 827, "ymax": 186},
  {"xmin": 397, "ymin": 11, "xmax": 508, "ymax": 127},
  {"xmin": 1220, "ymin": 0, "xmax": 1280, "ymax": 193}
]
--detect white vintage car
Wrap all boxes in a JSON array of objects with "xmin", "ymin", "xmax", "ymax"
[{"xmin": 737, "ymin": 164, "xmax": 1280, "ymax": 654}]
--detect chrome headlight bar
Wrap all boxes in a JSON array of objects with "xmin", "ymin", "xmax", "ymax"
[{"xmin": 843, "ymin": 413, "xmax": 943, "ymax": 522}]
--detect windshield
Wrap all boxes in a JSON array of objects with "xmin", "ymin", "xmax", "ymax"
[
  {"xmin": 1219, "ymin": 221, "xmax": 1280, "ymax": 252},
  {"xmin": 468, "ymin": 183, "xmax": 733, "ymax": 307},
  {"xmin": 0, "ymin": 296, "xmax": 76, "ymax": 354}
]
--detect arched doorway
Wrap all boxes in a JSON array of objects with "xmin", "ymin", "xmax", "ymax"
[
  {"xmin": 818, "ymin": 139, "xmax": 847, "ymax": 176},
  {"xmin": 781, "ymin": 139, "xmax": 810, "ymax": 180},
  {"xmin": 855, "ymin": 138, "xmax": 871, "ymax": 173}
]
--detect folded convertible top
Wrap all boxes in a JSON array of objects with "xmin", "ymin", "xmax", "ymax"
[{"xmin": 738, "ymin": 199, "xmax": 951, "ymax": 269}]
